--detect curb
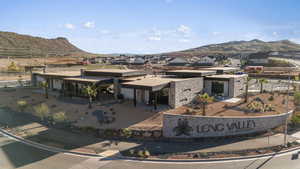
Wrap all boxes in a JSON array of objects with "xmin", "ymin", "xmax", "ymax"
[
  {"xmin": 1, "ymin": 127, "xmax": 300, "ymax": 163},
  {"xmin": 0, "ymin": 127, "xmax": 104, "ymax": 158},
  {"xmin": 116, "ymin": 145, "xmax": 300, "ymax": 163}
]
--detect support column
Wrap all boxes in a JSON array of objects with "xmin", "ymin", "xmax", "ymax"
[
  {"xmin": 133, "ymin": 88, "xmax": 136, "ymax": 107},
  {"xmin": 113, "ymin": 78, "xmax": 120, "ymax": 99},
  {"xmin": 154, "ymin": 91, "xmax": 158, "ymax": 110},
  {"xmin": 75, "ymin": 83, "xmax": 78, "ymax": 97}
]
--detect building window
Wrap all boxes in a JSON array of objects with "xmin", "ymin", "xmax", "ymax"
[{"xmin": 211, "ymin": 81, "xmax": 225, "ymax": 96}]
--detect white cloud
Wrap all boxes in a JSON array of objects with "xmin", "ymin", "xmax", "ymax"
[
  {"xmin": 272, "ymin": 31, "xmax": 278, "ymax": 36},
  {"xmin": 289, "ymin": 38, "xmax": 300, "ymax": 44},
  {"xmin": 178, "ymin": 39, "xmax": 190, "ymax": 43},
  {"xmin": 148, "ymin": 36, "xmax": 161, "ymax": 41},
  {"xmin": 212, "ymin": 32, "xmax": 221, "ymax": 36},
  {"xmin": 147, "ymin": 28, "xmax": 162, "ymax": 41},
  {"xmin": 83, "ymin": 21, "xmax": 95, "ymax": 29},
  {"xmin": 177, "ymin": 25, "xmax": 191, "ymax": 34},
  {"xmin": 100, "ymin": 29, "xmax": 111, "ymax": 35},
  {"xmin": 64, "ymin": 23, "xmax": 75, "ymax": 30}
]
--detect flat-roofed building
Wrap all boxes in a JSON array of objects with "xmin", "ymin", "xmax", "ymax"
[
  {"xmin": 32, "ymin": 71, "xmax": 81, "ymax": 90},
  {"xmin": 121, "ymin": 76, "xmax": 204, "ymax": 109},
  {"xmin": 166, "ymin": 69, "xmax": 216, "ymax": 77},
  {"xmin": 32, "ymin": 69, "xmax": 147, "ymax": 99},
  {"xmin": 204, "ymin": 74, "xmax": 248, "ymax": 98},
  {"xmin": 201, "ymin": 67, "xmax": 239, "ymax": 74}
]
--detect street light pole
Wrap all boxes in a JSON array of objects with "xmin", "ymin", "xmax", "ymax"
[
  {"xmin": 284, "ymin": 56, "xmax": 294, "ymax": 147},
  {"xmin": 284, "ymin": 73, "xmax": 290, "ymax": 147}
]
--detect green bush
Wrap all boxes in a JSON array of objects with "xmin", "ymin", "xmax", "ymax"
[
  {"xmin": 268, "ymin": 95, "xmax": 274, "ymax": 101},
  {"xmin": 17, "ymin": 100, "xmax": 28, "ymax": 112},
  {"xmin": 80, "ymin": 126, "xmax": 97, "ymax": 133},
  {"xmin": 121, "ymin": 128, "xmax": 132, "ymax": 138},
  {"xmin": 33, "ymin": 103, "xmax": 50, "ymax": 121},
  {"xmin": 7, "ymin": 61, "xmax": 21, "ymax": 72},
  {"xmin": 291, "ymin": 114, "xmax": 300, "ymax": 125},
  {"xmin": 294, "ymin": 92, "xmax": 300, "ymax": 105},
  {"xmin": 51, "ymin": 111, "xmax": 67, "ymax": 123}
]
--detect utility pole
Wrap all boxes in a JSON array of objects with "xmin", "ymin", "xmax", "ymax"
[
  {"xmin": 284, "ymin": 57, "xmax": 293, "ymax": 146},
  {"xmin": 284, "ymin": 74, "xmax": 290, "ymax": 146}
]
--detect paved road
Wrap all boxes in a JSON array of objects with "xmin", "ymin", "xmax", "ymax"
[{"xmin": 1, "ymin": 133, "xmax": 300, "ymax": 169}]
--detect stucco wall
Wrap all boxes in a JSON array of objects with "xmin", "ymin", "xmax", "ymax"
[
  {"xmin": 169, "ymin": 78, "xmax": 203, "ymax": 108},
  {"xmin": 163, "ymin": 111, "xmax": 292, "ymax": 138}
]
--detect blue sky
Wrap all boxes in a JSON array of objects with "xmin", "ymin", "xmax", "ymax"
[{"xmin": 1, "ymin": 0, "xmax": 300, "ymax": 54}]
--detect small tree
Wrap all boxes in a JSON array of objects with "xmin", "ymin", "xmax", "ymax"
[
  {"xmin": 196, "ymin": 93, "xmax": 214, "ymax": 116},
  {"xmin": 17, "ymin": 100, "xmax": 28, "ymax": 112},
  {"xmin": 244, "ymin": 77, "xmax": 252, "ymax": 103},
  {"xmin": 33, "ymin": 103, "xmax": 50, "ymax": 121},
  {"xmin": 259, "ymin": 78, "xmax": 268, "ymax": 93},
  {"xmin": 39, "ymin": 81, "xmax": 49, "ymax": 99},
  {"xmin": 52, "ymin": 111, "xmax": 67, "ymax": 124},
  {"xmin": 83, "ymin": 84, "xmax": 98, "ymax": 109},
  {"xmin": 294, "ymin": 91, "xmax": 300, "ymax": 105},
  {"xmin": 7, "ymin": 61, "xmax": 20, "ymax": 72}
]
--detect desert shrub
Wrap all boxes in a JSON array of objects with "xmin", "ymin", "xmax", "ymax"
[
  {"xmin": 136, "ymin": 149, "xmax": 151, "ymax": 158},
  {"xmin": 120, "ymin": 128, "xmax": 132, "ymax": 138},
  {"xmin": 291, "ymin": 114, "xmax": 300, "ymax": 125},
  {"xmin": 104, "ymin": 129, "xmax": 115, "ymax": 137},
  {"xmin": 51, "ymin": 111, "xmax": 67, "ymax": 123},
  {"xmin": 80, "ymin": 126, "xmax": 97, "ymax": 133},
  {"xmin": 294, "ymin": 92, "xmax": 300, "ymax": 105},
  {"xmin": 268, "ymin": 95, "xmax": 274, "ymax": 101},
  {"xmin": 7, "ymin": 61, "xmax": 21, "ymax": 72},
  {"xmin": 17, "ymin": 100, "xmax": 28, "ymax": 112},
  {"xmin": 33, "ymin": 103, "xmax": 50, "ymax": 121}
]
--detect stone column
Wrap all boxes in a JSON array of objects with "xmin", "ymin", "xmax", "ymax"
[{"xmin": 113, "ymin": 78, "xmax": 120, "ymax": 99}]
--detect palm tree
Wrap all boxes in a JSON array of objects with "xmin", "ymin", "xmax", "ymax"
[
  {"xmin": 259, "ymin": 78, "xmax": 268, "ymax": 93},
  {"xmin": 196, "ymin": 93, "xmax": 214, "ymax": 116},
  {"xmin": 83, "ymin": 84, "xmax": 98, "ymax": 109},
  {"xmin": 39, "ymin": 81, "xmax": 49, "ymax": 99},
  {"xmin": 244, "ymin": 77, "xmax": 252, "ymax": 103}
]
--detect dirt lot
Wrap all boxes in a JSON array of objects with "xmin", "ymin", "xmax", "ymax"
[
  {"xmin": 0, "ymin": 57, "xmax": 81, "ymax": 70},
  {"xmin": 178, "ymin": 93, "xmax": 294, "ymax": 117}
]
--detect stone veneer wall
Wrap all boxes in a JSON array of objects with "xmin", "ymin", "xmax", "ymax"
[
  {"xmin": 163, "ymin": 111, "xmax": 292, "ymax": 138},
  {"xmin": 230, "ymin": 74, "xmax": 247, "ymax": 97},
  {"xmin": 169, "ymin": 78, "xmax": 203, "ymax": 108}
]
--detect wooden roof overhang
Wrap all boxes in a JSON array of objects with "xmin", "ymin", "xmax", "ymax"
[
  {"xmin": 84, "ymin": 69, "xmax": 146, "ymax": 77},
  {"xmin": 63, "ymin": 77, "xmax": 113, "ymax": 85},
  {"xmin": 166, "ymin": 70, "xmax": 216, "ymax": 77},
  {"xmin": 121, "ymin": 81, "xmax": 170, "ymax": 92}
]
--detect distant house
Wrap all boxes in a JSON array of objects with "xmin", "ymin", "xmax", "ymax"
[
  {"xmin": 132, "ymin": 57, "xmax": 146, "ymax": 65},
  {"xmin": 193, "ymin": 56, "xmax": 215, "ymax": 66},
  {"xmin": 247, "ymin": 52, "xmax": 270, "ymax": 65},
  {"xmin": 111, "ymin": 59, "xmax": 129, "ymax": 65},
  {"xmin": 168, "ymin": 57, "xmax": 189, "ymax": 66}
]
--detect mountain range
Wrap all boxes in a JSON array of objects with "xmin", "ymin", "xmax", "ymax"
[
  {"xmin": 163, "ymin": 39, "xmax": 300, "ymax": 57},
  {"xmin": 0, "ymin": 31, "xmax": 95, "ymax": 58},
  {"xmin": 1, "ymin": 31, "xmax": 300, "ymax": 58}
]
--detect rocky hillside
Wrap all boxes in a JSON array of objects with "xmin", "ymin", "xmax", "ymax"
[
  {"xmin": 164, "ymin": 39, "xmax": 300, "ymax": 57},
  {"xmin": 0, "ymin": 31, "xmax": 93, "ymax": 58}
]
